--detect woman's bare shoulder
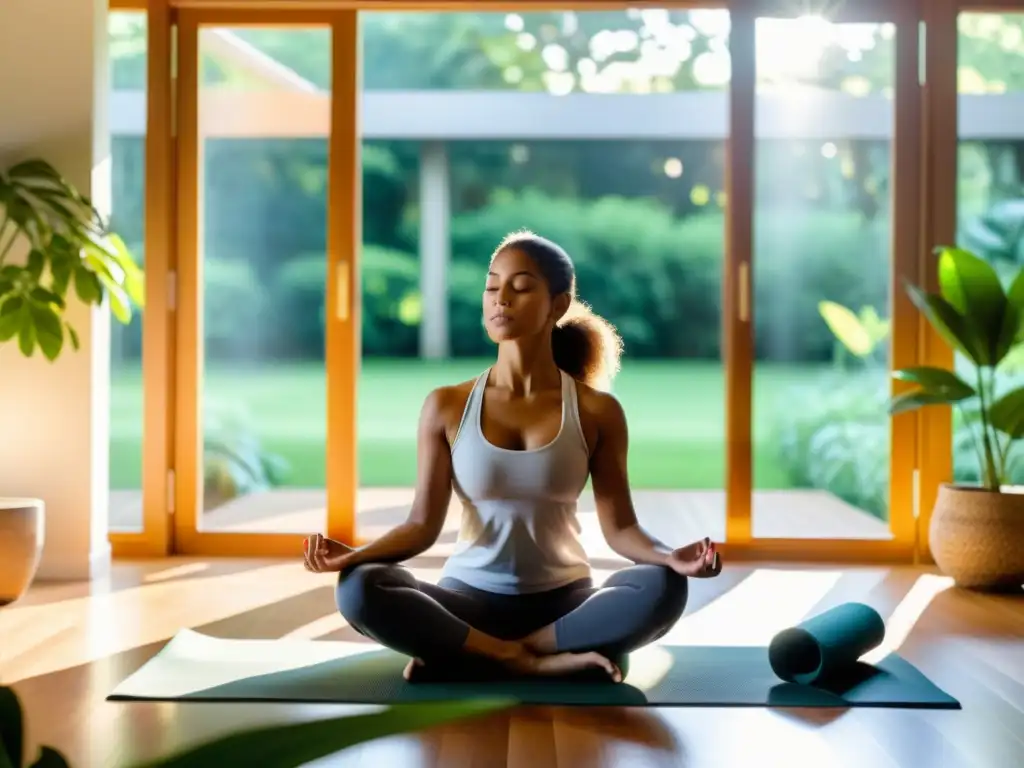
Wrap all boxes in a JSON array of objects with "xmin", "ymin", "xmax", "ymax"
[
  {"xmin": 573, "ymin": 380, "xmax": 627, "ymax": 453},
  {"xmin": 575, "ymin": 380, "xmax": 626, "ymax": 422},
  {"xmin": 421, "ymin": 377, "xmax": 479, "ymax": 433}
]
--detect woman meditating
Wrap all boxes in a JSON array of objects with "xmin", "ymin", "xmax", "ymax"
[{"xmin": 302, "ymin": 231, "xmax": 722, "ymax": 683}]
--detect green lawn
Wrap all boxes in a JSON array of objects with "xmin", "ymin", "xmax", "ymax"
[{"xmin": 109, "ymin": 359, "xmax": 830, "ymax": 490}]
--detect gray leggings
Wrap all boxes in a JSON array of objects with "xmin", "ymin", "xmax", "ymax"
[{"xmin": 335, "ymin": 562, "xmax": 688, "ymax": 671}]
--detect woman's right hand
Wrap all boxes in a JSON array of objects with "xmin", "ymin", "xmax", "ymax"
[{"xmin": 302, "ymin": 533, "xmax": 355, "ymax": 573}]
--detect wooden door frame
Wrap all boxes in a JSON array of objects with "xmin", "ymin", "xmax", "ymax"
[
  {"xmin": 169, "ymin": 5, "xmax": 358, "ymax": 556},
  {"xmin": 109, "ymin": 0, "xmax": 177, "ymax": 558}
]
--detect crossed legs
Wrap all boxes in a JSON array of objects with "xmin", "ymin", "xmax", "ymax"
[{"xmin": 335, "ymin": 562, "xmax": 688, "ymax": 680}]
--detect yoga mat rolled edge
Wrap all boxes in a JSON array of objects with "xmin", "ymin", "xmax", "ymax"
[{"xmin": 768, "ymin": 602, "xmax": 886, "ymax": 685}]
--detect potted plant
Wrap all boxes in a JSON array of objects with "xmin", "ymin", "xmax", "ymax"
[
  {"xmin": 0, "ymin": 159, "xmax": 143, "ymax": 605},
  {"xmin": 889, "ymin": 245, "xmax": 1024, "ymax": 590}
]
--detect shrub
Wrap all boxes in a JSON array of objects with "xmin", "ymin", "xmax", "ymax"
[
  {"xmin": 194, "ymin": 192, "xmax": 893, "ymax": 362},
  {"xmin": 447, "ymin": 190, "xmax": 887, "ymax": 361},
  {"xmin": 770, "ymin": 362, "xmax": 1024, "ymax": 521},
  {"xmin": 771, "ymin": 371, "xmax": 891, "ymax": 520}
]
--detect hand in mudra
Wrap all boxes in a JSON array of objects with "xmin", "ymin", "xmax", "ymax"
[
  {"xmin": 667, "ymin": 537, "xmax": 722, "ymax": 578},
  {"xmin": 302, "ymin": 533, "xmax": 354, "ymax": 573}
]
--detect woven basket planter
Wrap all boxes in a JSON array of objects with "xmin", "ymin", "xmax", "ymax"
[{"xmin": 929, "ymin": 484, "xmax": 1024, "ymax": 591}]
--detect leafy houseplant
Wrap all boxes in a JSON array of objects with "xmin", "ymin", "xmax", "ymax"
[
  {"xmin": 0, "ymin": 158, "xmax": 145, "ymax": 606},
  {"xmin": 0, "ymin": 159, "xmax": 144, "ymax": 358},
  {"xmin": 0, "ymin": 684, "xmax": 511, "ymax": 768},
  {"xmin": 887, "ymin": 245, "xmax": 1024, "ymax": 590}
]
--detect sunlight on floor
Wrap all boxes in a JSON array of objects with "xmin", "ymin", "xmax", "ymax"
[
  {"xmin": 144, "ymin": 562, "xmax": 212, "ymax": 583},
  {"xmin": 0, "ymin": 562, "xmax": 328, "ymax": 682},
  {"xmin": 112, "ymin": 628, "xmax": 387, "ymax": 698},
  {"xmin": 663, "ymin": 568, "xmax": 845, "ymax": 645},
  {"xmin": 862, "ymin": 573, "xmax": 953, "ymax": 664}
]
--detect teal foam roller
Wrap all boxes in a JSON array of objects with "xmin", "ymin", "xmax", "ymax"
[{"xmin": 768, "ymin": 602, "xmax": 886, "ymax": 685}]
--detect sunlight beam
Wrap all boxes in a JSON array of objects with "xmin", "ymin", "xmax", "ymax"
[
  {"xmin": 862, "ymin": 574, "xmax": 953, "ymax": 664},
  {"xmin": 663, "ymin": 568, "xmax": 845, "ymax": 645}
]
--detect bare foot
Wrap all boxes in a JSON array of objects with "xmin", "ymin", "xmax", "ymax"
[{"xmin": 506, "ymin": 648, "xmax": 622, "ymax": 682}]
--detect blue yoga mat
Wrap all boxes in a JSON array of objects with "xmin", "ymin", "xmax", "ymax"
[{"xmin": 109, "ymin": 602, "xmax": 960, "ymax": 709}]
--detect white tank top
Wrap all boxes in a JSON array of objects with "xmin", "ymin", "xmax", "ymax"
[{"xmin": 440, "ymin": 368, "xmax": 593, "ymax": 594}]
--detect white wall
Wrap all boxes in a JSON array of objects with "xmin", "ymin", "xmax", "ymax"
[{"xmin": 0, "ymin": 0, "xmax": 112, "ymax": 581}]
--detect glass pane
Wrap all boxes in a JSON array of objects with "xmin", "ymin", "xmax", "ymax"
[
  {"xmin": 196, "ymin": 26, "xmax": 331, "ymax": 534},
  {"xmin": 751, "ymin": 18, "xmax": 894, "ymax": 540},
  {"xmin": 108, "ymin": 10, "xmax": 147, "ymax": 533},
  {"xmin": 358, "ymin": 9, "xmax": 732, "ymax": 549},
  {"xmin": 955, "ymin": 13, "xmax": 1024, "ymax": 488}
]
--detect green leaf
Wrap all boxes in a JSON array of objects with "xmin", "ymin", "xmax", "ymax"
[
  {"xmin": 0, "ymin": 296, "xmax": 24, "ymax": 341},
  {"xmin": 905, "ymin": 282, "xmax": 984, "ymax": 364},
  {"xmin": 996, "ymin": 300, "xmax": 1021, "ymax": 364},
  {"xmin": 936, "ymin": 246, "xmax": 1009, "ymax": 365},
  {"xmin": 1004, "ymin": 268, "xmax": 1024, "ymax": 344},
  {"xmin": 26, "ymin": 249, "xmax": 45, "ymax": 282},
  {"xmin": 138, "ymin": 699, "xmax": 514, "ymax": 768},
  {"xmin": 989, "ymin": 386, "xmax": 1024, "ymax": 438},
  {"xmin": 105, "ymin": 233, "xmax": 145, "ymax": 307},
  {"xmin": 73, "ymin": 267, "xmax": 102, "ymax": 304},
  {"xmin": 29, "ymin": 302, "xmax": 64, "ymax": 361},
  {"xmin": 819, "ymin": 300, "xmax": 873, "ymax": 356},
  {"xmin": 888, "ymin": 389, "xmax": 960, "ymax": 416},
  {"xmin": 892, "ymin": 367, "xmax": 976, "ymax": 400},
  {"xmin": 100, "ymin": 277, "xmax": 132, "ymax": 324},
  {"xmin": 65, "ymin": 322, "xmax": 80, "ymax": 351},
  {"xmin": 30, "ymin": 286, "xmax": 64, "ymax": 308},
  {"xmin": 83, "ymin": 245, "xmax": 121, "ymax": 284},
  {"xmin": 0, "ymin": 687, "xmax": 24, "ymax": 768},
  {"xmin": 18, "ymin": 307, "xmax": 36, "ymax": 356},
  {"xmin": 49, "ymin": 252, "xmax": 73, "ymax": 299},
  {"xmin": 28, "ymin": 746, "xmax": 71, "ymax": 768}
]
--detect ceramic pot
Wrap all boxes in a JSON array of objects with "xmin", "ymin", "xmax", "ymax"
[
  {"xmin": 0, "ymin": 498, "xmax": 45, "ymax": 606},
  {"xmin": 929, "ymin": 484, "xmax": 1024, "ymax": 591}
]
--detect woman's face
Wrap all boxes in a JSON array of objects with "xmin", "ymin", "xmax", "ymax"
[{"xmin": 483, "ymin": 247, "xmax": 566, "ymax": 343}]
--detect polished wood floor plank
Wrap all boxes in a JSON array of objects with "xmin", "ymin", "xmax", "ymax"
[{"xmin": 4, "ymin": 558, "xmax": 1023, "ymax": 768}]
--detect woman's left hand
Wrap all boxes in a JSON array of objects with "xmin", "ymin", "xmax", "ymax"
[
  {"xmin": 666, "ymin": 537, "xmax": 722, "ymax": 578},
  {"xmin": 302, "ymin": 533, "xmax": 355, "ymax": 573}
]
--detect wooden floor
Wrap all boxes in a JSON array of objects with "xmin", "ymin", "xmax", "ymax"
[{"xmin": 3, "ymin": 556, "xmax": 1023, "ymax": 768}]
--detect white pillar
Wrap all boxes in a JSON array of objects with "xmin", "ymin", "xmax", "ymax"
[
  {"xmin": 418, "ymin": 141, "xmax": 451, "ymax": 359},
  {"xmin": 0, "ymin": 0, "xmax": 112, "ymax": 581}
]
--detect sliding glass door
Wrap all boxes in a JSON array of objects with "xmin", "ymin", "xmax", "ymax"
[
  {"xmin": 727, "ymin": 0, "xmax": 922, "ymax": 558},
  {"xmin": 172, "ymin": 8, "xmax": 358, "ymax": 555}
]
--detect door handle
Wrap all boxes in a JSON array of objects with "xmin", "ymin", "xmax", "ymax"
[
  {"xmin": 738, "ymin": 261, "xmax": 750, "ymax": 323},
  {"xmin": 336, "ymin": 261, "xmax": 350, "ymax": 321}
]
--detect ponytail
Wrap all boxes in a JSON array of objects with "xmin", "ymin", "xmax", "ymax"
[{"xmin": 552, "ymin": 299, "xmax": 623, "ymax": 391}]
